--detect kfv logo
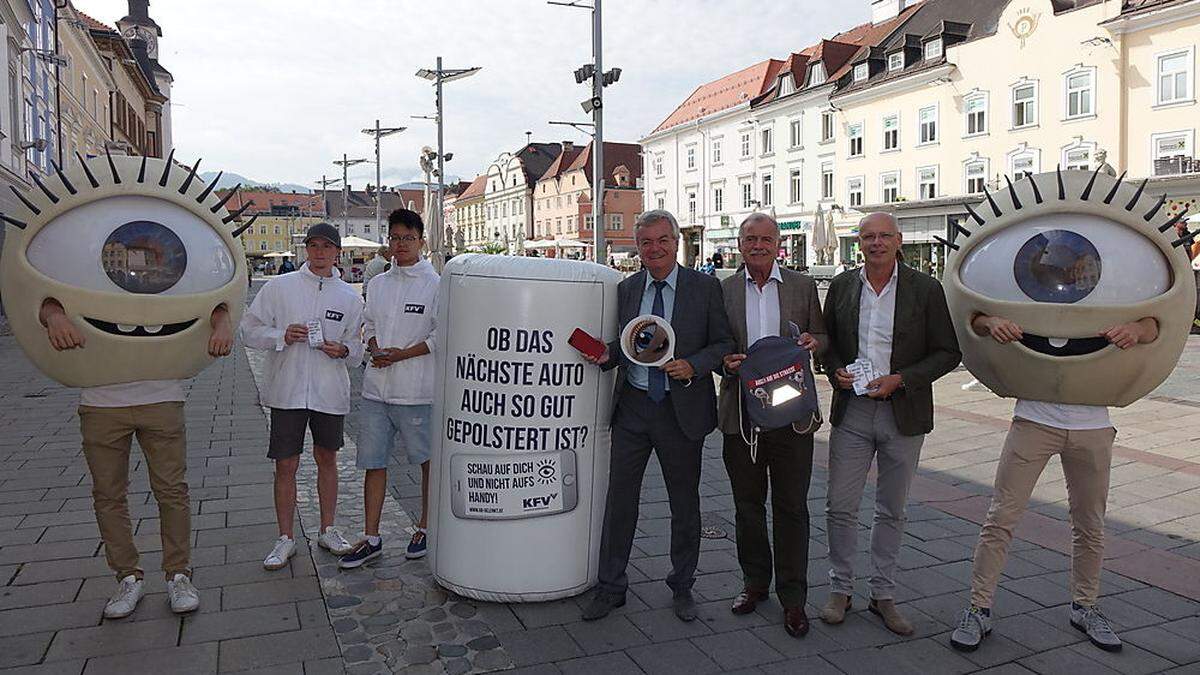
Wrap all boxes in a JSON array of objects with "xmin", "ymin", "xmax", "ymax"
[{"xmin": 522, "ymin": 493, "xmax": 558, "ymax": 510}]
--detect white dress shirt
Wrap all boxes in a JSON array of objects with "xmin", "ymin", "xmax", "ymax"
[
  {"xmin": 745, "ymin": 262, "xmax": 782, "ymax": 346},
  {"xmin": 858, "ymin": 263, "xmax": 898, "ymax": 378}
]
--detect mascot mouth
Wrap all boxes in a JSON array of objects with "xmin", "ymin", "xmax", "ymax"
[
  {"xmin": 1019, "ymin": 333, "xmax": 1109, "ymax": 357},
  {"xmin": 84, "ymin": 317, "xmax": 198, "ymax": 337}
]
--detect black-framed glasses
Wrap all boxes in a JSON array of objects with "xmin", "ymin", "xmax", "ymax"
[{"xmin": 388, "ymin": 234, "xmax": 421, "ymax": 243}]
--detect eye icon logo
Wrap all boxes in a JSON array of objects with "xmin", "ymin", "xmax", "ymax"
[{"xmin": 536, "ymin": 459, "xmax": 557, "ymax": 485}]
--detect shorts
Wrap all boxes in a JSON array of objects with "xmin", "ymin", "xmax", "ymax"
[
  {"xmin": 268, "ymin": 408, "xmax": 345, "ymax": 459},
  {"xmin": 356, "ymin": 399, "xmax": 432, "ymax": 469}
]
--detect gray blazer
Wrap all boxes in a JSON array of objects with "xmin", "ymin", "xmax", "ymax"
[
  {"xmin": 603, "ymin": 265, "xmax": 734, "ymax": 441},
  {"xmin": 717, "ymin": 266, "xmax": 828, "ymax": 435}
]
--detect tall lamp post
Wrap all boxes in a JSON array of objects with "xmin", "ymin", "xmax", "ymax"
[
  {"xmin": 416, "ymin": 57, "xmax": 481, "ymax": 272},
  {"xmin": 333, "ymin": 154, "xmax": 369, "ymax": 237},
  {"xmin": 361, "ymin": 120, "xmax": 407, "ymax": 240},
  {"xmin": 549, "ymin": 0, "xmax": 620, "ymax": 264}
]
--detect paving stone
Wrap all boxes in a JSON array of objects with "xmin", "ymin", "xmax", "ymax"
[
  {"xmin": 510, "ymin": 599, "xmax": 581, "ymax": 629},
  {"xmin": 497, "ymin": 626, "xmax": 582, "ymax": 667},
  {"xmin": 0, "ymin": 659, "xmax": 85, "ymax": 675},
  {"xmin": 217, "ymin": 626, "xmax": 340, "ymax": 671},
  {"xmin": 1112, "ymin": 586, "xmax": 1200, "ymax": 621},
  {"xmin": 180, "ymin": 602, "xmax": 300, "ymax": 644},
  {"xmin": 220, "ymin": 576, "xmax": 324, "ymax": 610},
  {"xmin": 79, "ymin": 643, "xmax": 218, "ymax": 675},
  {"xmin": 627, "ymin": 636, "xmax": 723, "ymax": 674},
  {"xmin": 561, "ymin": 616, "xmax": 648, "ymax": 654},
  {"xmin": 0, "ymin": 579, "xmax": 81, "ymax": 612},
  {"xmin": 1123, "ymin": 623, "xmax": 1200, "ymax": 665},
  {"xmin": 758, "ymin": 655, "xmax": 844, "ymax": 675},
  {"xmin": 0, "ymin": 601, "xmax": 104, "ymax": 637},
  {"xmin": 1018, "ymin": 645, "xmax": 1123, "ymax": 674},
  {"xmin": 876, "ymin": 636, "xmax": 978, "ymax": 674},
  {"xmin": 556, "ymin": 650, "xmax": 643, "ymax": 675},
  {"xmin": 626, "ymin": 607, "xmax": 712, "ymax": 642},
  {"xmin": 10, "ymin": 556, "xmax": 111, "ymax": 585},
  {"xmin": 690, "ymin": 628, "xmax": 783, "ymax": 669},
  {"xmin": 0, "ymin": 632, "xmax": 54, "ymax": 668},
  {"xmin": 44, "ymin": 617, "xmax": 177, "ymax": 661}
]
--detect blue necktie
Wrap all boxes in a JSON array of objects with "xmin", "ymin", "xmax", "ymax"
[{"xmin": 648, "ymin": 280, "xmax": 667, "ymax": 403}]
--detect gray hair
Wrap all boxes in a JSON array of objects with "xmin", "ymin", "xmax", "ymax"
[
  {"xmin": 858, "ymin": 212, "xmax": 899, "ymax": 232},
  {"xmin": 635, "ymin": 209, "xmax": 680, "ymax": 239},
  {"xmin": 739, "ymin": 212, "xmax": 779, "ymax": 238}
]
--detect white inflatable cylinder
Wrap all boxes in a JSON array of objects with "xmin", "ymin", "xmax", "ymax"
[{"xmin": 429, "ymin": 255, "xmax": 622, "ymax": 602}]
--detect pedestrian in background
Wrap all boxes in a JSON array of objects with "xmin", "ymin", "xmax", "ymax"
[
  {"xmin": 718, "ymin": 213, "xmax": 826, "ymax": 638},
  {"xmin": 340, "ymin": 210, "xmax": 439, "ymax": 569},
  {"xmin": 819, "ymin": 212, "xmax": 960, "ymax": 635},
  {"xmin": 241, "ymin": 223, "xmax": 364, "ymax": 571}
]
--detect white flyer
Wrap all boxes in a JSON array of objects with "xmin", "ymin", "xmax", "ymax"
[
  {"xmin": 848, "ymin": 358, "xmax": 880, "ymax": 396},
  {"xmin": 306, "ymin": 319, "xmax": 324, "ymax": 348}
]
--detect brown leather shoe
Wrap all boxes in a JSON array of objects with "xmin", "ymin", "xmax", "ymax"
[
  {"xmin": 869, "ymin": 598, "xmax": 914, "ymax": 636},
  {"xmin": 784, "ymin": 606, "xmax": 810, "ymax": 638},
  {"xmin": 820, "ymin": 592, "xmax": 852, "ymax": 624},
  {"xmin": 730, "ymin": 587, "xmax": 769, "ymax": 615}
]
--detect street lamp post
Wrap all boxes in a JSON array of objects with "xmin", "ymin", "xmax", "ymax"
[
  {"xmin": 550, "ymin": 0, "xmax": 620, "ymax": 264},
  {"xmin": 333, "ymin": 154, "xmax": 369, "ymax": 237},
  {"xmin": 416, "ymin": 58, "xmax": 481, "ymax": 272},
  {"xmin": 361, "ymin": 120, "xmax": 407, "ymax": 241}
]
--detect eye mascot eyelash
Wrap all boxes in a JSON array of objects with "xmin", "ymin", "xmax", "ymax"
[
  {"xmin": 1, "ymin": 151, "xmax": 251, "ymax": 388},
  {"xmin": 941, "ymin": 167, "xmax": 1196, "ymax": 407}
]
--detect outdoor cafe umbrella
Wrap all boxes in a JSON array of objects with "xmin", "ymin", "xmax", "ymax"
[
  {"xmin": 811, "ymin": 204, "xmax": 827, "ymax": 264},
  {"xmin": 824, "ymin": 211, "xmax": 839, "ymax": 264}
]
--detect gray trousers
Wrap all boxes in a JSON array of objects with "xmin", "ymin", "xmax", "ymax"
[{"xmin": 825, "ymin": 396, "xmax": 924, "ymax": 599}]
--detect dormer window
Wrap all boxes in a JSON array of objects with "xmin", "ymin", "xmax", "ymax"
[
  {"xmin": 808, "ymin": 62, "xmax": 827, "ymax": 86},
  {"xmin": 924, "ymin": 38, "xmax": 943, "ymax": 61},
  {"xmin": 853, "ymin": 63, "xmax": 869, "ymax": 82},
  {"xmin": 779, "ymin": 73, "xmax": 796, "ymax": 97},
  {"xmin": 888, "ymin": 52, "xmax": 904, "ymax": 72}
]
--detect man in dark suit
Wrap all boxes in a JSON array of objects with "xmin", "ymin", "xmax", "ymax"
[
  {"xmin": 718, "ymin": 213, "xmax": 826, "ymax": 638},
  {"xmin": 819, "ymin": 212, "xmax": 960, "ymax": 635},
  {"xmin": 580, "ymin": 209, "xmax": 734, "ymax": 622}
]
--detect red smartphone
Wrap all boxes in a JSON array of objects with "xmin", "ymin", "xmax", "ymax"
[{"xmin": 568, "ymin": 328, "xmax": 607, "ymax": 360}]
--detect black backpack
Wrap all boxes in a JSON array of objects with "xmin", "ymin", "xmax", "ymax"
[{"xmin": 738, "ymin": 335, "xmax": 822, "ymax": 462}]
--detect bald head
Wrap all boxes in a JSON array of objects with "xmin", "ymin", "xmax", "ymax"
[{"xmin": 859, "ymin": 212, "xmax": 899, "ymax": 233}]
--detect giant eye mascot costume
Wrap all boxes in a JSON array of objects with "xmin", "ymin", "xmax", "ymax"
[
  {"xmin": 1, "ymin": 151, "xmax": 251, "ymax": 618},
  {"xmin": 937, "ymin": 168, "xmax": 1196, "ymax": 654}
]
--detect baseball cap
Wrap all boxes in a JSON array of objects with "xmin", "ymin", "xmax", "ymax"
[{"xmin": 303, "ymin": 222, "xmax": 341, "ymax": 248}]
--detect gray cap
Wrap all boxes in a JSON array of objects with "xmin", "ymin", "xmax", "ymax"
[{"xmin": 303, "ymin": 222, "xmax": 341, "ymax": 248}]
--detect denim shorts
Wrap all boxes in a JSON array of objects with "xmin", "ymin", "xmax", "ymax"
[{"xmin": 356, "ymin": 399, "xmax": 432, "ymax": 469}]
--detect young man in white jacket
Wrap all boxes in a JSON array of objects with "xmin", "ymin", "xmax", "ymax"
[
  {"xmin": 339, "ymin": 209, "xmax": 439, "ymax": 568},
  {"xmin": 241, "ymin": 223, "xmax": 365, "ymax": 569}
]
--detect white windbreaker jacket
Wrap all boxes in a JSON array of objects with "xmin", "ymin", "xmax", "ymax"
[
  {"xmin": 241, "ymin": 264, "xmax": 365, "ymax": 414},
  {"xmin": 361, "ymin": 258, "xmax": 439, "ymax": 405}
]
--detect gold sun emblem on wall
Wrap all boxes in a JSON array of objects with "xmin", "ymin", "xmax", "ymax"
[{"xmin": 1008, "ymin": 11, "xmax": 1042, "ymax": 48}]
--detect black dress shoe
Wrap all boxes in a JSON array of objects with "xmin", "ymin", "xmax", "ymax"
[
  {"xmin": 581, "ymin": 592, "xmax": 625, "ymax": 621},
  {"xmin": 784, "ymin": 606, "xmax": 810, "ymax": 638},
  {"xmin": 673, "ymin": 590, "xmax": 698, "ymax": 622},
  {"xmin": 731, "ymin": 587, "xmax": 769, "ymax": 615}
]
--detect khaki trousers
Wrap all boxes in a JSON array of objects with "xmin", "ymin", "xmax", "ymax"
[
  {"xmin": 79, "ymin": 401, "xmax": 191, "ymax": 580},
  {"xmin": 970, "ymin": 418, "xmax": 1115, "ymax": 608}
]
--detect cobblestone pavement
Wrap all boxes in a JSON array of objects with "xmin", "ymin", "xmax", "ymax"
[{"xmin": 1, "ymin": 274, "xmax": 1197, "ymax": 673}]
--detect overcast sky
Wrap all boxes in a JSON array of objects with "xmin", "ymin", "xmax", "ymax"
[{"xmin": 79, "ymin": 1, "xmax": 867, "ymax": 188}]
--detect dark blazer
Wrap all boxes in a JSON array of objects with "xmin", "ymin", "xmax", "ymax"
[
  {"xmin": 717, "ymin": 266, "xmax": 828, "ymax": 435},
  {"xmin": 821, "ymin": 263, "xmax": 961, "ymax": 436},
  {"xmin": 604, "ymin": 265, "xmax": 735, "ymax": 441}
]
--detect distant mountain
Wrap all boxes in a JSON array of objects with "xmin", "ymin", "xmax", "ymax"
[{"xmin": 199, "ymin": 171, "xmax": 312, "ymax": 194}]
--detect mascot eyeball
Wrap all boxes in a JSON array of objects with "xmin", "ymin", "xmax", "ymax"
[
  {"xmin": 942, "ymin": 168, "xmax": 1197, "ymax": 407},
  {"xmin": 1, "ymin": 151, "xmax": 250, "ymax": 388}
]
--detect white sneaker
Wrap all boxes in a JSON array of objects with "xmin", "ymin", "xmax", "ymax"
[
  {"xmin": 263, "ymin": 535, "xmax": 296, "ymax": 570},
  {"xmin": 166, "ymin": 573, "xmax": 201, "ymax": 614},
  {"xmin": 103, "ymin": 575, "xmax": 145, "ymax": 619},
  {"xmin": 318, "ymin": 527, "xmax": 354, "ymax": 555}
]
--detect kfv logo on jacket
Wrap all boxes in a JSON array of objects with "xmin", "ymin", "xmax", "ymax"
[{"xmin": 325, "ymin": 310, "xmax": 344, "ymax": 322}]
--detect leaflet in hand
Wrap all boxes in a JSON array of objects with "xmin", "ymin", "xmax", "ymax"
[
  {"xmin": 306, "ymin": 319, "xmax": 325, "ymax": 348},
  {"xmin": 847, "ymin": 358, "xmax": 881, "ymax": 396}
]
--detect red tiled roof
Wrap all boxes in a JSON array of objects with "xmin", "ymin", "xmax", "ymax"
[
  {"xmin": 458, "ymin": 174, "xmax": 488, "ymax": 200},
  {"xmin": 651, "ymin": 59, "xmax": 785, "ymax": 134},
  {"xmin": 76, "ymin": 9, "xmax": 116, "ymax": 34},
  {"xmin": 538, "ymin": 144, "xmax": 587, "ymax": 182},
  {"xmin": 220, "ymin": 190, "xmax": 324, "ymax": 216}
]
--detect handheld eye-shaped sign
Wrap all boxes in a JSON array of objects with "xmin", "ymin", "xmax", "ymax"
[
  {"xmin": 620, "ymin": 314, "xmax": 675, "ymax": 368},
  {"xmin": 0, "ymin": 151, "xmax": 250, "ymax": 387},
  {"xmin": 941, "ymin": 169, "xmax": 1197, "ymax": 407}
]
